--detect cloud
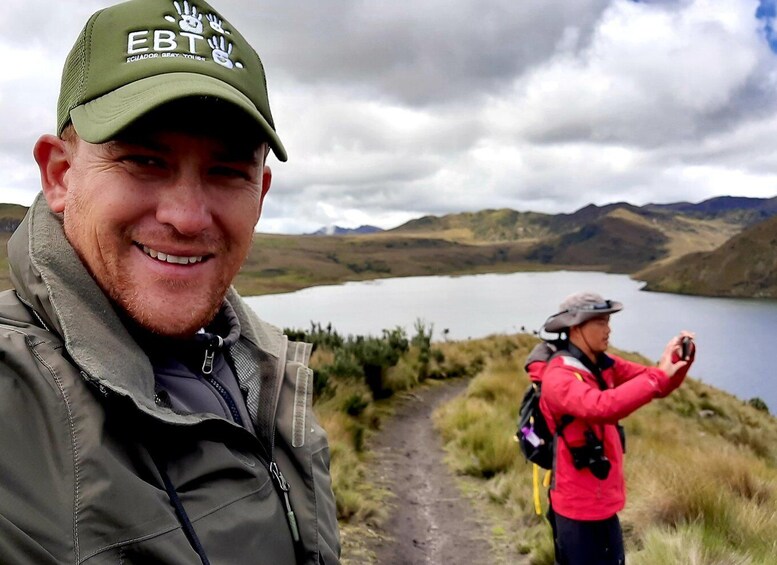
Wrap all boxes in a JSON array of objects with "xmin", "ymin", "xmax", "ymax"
[{"xmin": 2, "ymin": 0, "xmax": 776, "ymax": 232}]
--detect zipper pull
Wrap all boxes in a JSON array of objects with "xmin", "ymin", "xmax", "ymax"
[
  {"xmin": 270, "ymin": 461, "xmax": 300, "ymax": 542},
  {"xmin": 201, "ymin": 336, "xmax": 223, "ymax": 375}
]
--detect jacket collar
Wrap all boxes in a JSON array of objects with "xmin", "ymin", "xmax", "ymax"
[{"xmin": 8, "ymin": 194, "xmax": 285, "ymax": 422}]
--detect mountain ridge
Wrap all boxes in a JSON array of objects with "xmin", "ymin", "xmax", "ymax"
[
  {"xmin": 638, "ymin": 214, "xmax": 777, "ymax": 298},
  {"xmin": 2, "ymin": 195, "xmax": 776, "ymax": 298},
  {"xmin": 308, "ymin": 225, "xmax": 383, "ymax": 236}
]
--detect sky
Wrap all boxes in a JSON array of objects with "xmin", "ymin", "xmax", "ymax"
[{"xmin": 2, "ymin": 0, "xmax": 777, "ymax": 234}]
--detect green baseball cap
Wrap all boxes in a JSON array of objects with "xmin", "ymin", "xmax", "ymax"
[{"xmin": 57, "ymin": 0, "xmax": 287, "ymax": 161}]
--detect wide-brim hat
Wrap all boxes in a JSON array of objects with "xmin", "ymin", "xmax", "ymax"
[
  {"xmin": 57, "ymin": 0, "xmax": 287, "ymax": 161},
  {"xmin": 543, "ymin": 291, "xmax": 623, "ymax": 333}
]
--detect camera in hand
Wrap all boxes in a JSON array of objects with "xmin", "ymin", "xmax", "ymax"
[
  {"xmin": 681, "ymin": 336, "xmax": 692, "ymax": 361},
  {"xmin": 568, "ymin": 429, "xmax": 611, "ymax": 480}
]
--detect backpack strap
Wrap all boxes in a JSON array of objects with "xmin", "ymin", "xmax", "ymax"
[{"xmin": 564, "ymin": 343, "xmax": 611, "ymax": 392}]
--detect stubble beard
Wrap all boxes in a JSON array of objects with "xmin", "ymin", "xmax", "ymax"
[
  {"xmin": 64, "ymin": 216, "xmax": 235, "ymax": 339},
  {"xmin": 114, "ymin": 274, "xmax": 229, "ymax": 337}
]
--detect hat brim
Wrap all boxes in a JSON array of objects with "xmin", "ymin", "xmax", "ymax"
[
  {"xmin": 69, "ymin": 72, "xmax": 287, "ymax": 162},
  {"xmin": 543, "ymin": 300, "xmax": 623, "ymax": 332}
]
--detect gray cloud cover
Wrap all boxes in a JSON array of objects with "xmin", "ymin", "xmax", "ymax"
[{"xmin": 1, "ymin": 0, "xmax": 775, "ymax": 233}]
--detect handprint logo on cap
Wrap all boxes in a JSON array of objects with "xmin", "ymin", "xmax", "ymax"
[
  {"xmin": 209, "ymin": 36, "xmax": 242, "ymax": 69},
  {"xmin": 206, "ymin": 13, "xmax": 231, "ymax": 35},
  {"xmin": 171, "ymin": 1, "xmax": 203, "ymax": 34}
]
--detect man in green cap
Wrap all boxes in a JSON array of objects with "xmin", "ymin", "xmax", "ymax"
[{"xmin": 0, "ymin": 1, "xmax": 340, "ymax": 563}]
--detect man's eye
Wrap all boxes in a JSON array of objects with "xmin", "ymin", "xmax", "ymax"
[
  {"xmin": 122, "ymin": 155, "xmax": 165, "ymax": 168},
  {"xmin": 211, "ymin": 166, "xmax": 252, "ymax": 180}
]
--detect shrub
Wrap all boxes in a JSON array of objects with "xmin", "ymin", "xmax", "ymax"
[
  {"xmin": 313, "ymin": 369, "xmax": 330, "ymax": 399},
  {"xmin": 343, "ymin": 393, "xmax": 369, "ymax": 417},
  {"xmin": 748, "ymin": 397, "xmax": 769, "ymax": 413}
]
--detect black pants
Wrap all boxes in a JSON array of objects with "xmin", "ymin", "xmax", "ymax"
[{"xmin": 549, "ymin": 509, "xmax": 625, "ymax": 565}]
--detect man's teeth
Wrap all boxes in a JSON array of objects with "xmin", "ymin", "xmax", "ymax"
[{"xmin": 142, "ymin": 245, "xmax": 204, "ymax": 265}]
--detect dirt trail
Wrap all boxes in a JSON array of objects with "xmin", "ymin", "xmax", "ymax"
[{"xmin": 363, "ymin": 379, "xmax": 521, "ymax": 565}]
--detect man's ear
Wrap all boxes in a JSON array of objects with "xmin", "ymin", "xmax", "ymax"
[
  {"xmin": 256, "ymin": 164, "xmax": 272, "ymax": 222},
  {"xmin": 33, "ymin": 134, "xmax": 72, "ymax": 213}
]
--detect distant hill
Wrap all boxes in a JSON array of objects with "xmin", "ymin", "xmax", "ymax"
[
  {"xmin": 638, "ymin": 214, "xmax": 777, "ymax": 299},
  {"xmin": 0, "ymin": 204, "xmax": 27, "ymax": 234},
  {"xmin": 308, "ymin": 225, "xmax": 383, "ymax": 236},
  {"xmin": 528, "ymin": 210, "xmax": 670, "ymax": 272},
  {"xmin": 394, "ymin": 208, "xmax": 553, "ymax": 242},
  {"xmin": 391, "ymin": 196, "xmax": 777, "ymax": 273},
  {"xmin": 1, "ymin": 196, "xmax": 776, "ymax": 298},
  {"xmin": 0, "ymin": 204, "xmax": 28, "ymax": 292},
  {"xmin": 645, "ymin": 195, "xmax": 777, "ymax": 225}
]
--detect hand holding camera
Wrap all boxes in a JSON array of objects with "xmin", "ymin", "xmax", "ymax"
[
  {"xmin": 658, "ymin": 331, "xmax": 695, "ymax": 378},
  {"xmin": 680, "ymin": 336, "xmax": 693, "ymax": 361}
]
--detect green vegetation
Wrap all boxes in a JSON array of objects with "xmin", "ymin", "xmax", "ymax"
[
  {"xmin": 311, "ymin": 328, "xmax": 777, "ymax": 562},
  {"xmin": 433, "ymin": 334, "xmax": 777, "ymax": 564},
  {"xmin": 297, "ymin": 321, "xmax": 484, "ymax": 524}
]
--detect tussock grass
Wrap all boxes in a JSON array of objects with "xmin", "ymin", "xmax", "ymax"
[
  {"xmin": 435, "ymin": 350, "xmax": 526, "ymax": 478},
  {"xmin": 306, "ymin": 327, "xmax": 777, "ymax": 562},
  {"xmin": 628, "ymin": 525, "xmax": 749, "ymax": 565},
  {"xmin": 437, "ymin": 396, "xmax": 517, "ymax": 477},
  {"xmin": 433, "ymin": 334, "xmax": 777, "ymax": 564},
  {"xmin": 383, "ymin": 354, "xmax": 422, "ymax": 392}
]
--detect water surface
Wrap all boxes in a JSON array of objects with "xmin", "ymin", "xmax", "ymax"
[{"xmin": 246, "ymin": 271, "xmax": 777, "ymax": 411}]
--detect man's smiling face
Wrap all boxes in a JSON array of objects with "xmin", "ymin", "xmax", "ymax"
[{"xmin": 46, "ymin": 104, "xmax": 271, "ymax": 337}]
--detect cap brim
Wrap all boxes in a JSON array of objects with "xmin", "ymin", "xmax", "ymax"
[{"xmin": 69, "ymin": 73, "xmax": 287, "ymax": 162}]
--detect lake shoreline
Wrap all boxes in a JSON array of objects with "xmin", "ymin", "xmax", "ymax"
[{"xmin": 247, "ymin": 270, "xmax": 777, "ymax": 413}]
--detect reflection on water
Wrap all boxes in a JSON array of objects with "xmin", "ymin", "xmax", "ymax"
[{"xmin": 246, "ymin": 271, "xmax": 777, "ymax": 412}]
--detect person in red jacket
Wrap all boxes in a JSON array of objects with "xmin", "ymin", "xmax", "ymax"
[{"xmin": 536, "ymin": 291, "xmax": 695, "ymax": 565}]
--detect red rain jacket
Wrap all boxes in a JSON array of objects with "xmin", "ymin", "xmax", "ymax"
[{"xmin": 538, "ymin": 350, "xmax": 690, "ymax": 521}]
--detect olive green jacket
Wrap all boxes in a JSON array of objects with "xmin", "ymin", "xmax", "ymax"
[{"xmin": 0, "ymin": 196, "xmax": 340, "ymax": 564}]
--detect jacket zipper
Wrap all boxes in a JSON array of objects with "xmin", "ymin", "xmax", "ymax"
[
  {"xmin": 206, "ymin": 375, "xmax": 245, "ymax": 427},
  {"xmin": 200, "ymin": 335, "xmax": 245, "ymax": 427},
  {"xmin": 201, "ymin": 335, "xmax": 300, "ymax": 545},
  {"xmin": 270, "ymin": 461, "xmax": 301, "ymax": 542},
  {"xmin": 201, "ymin": 335, "xmax": 223, "ymax": 375}
]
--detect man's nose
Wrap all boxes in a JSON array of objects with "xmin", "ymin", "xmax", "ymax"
[{"xmin": 155, "ymin": 174, "xmax": 214, "ymax": 236}]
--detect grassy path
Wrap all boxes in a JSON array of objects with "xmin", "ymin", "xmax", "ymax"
[{"xmin": 351, "ymin": 379, "xmax": 526, "ymax": 564}]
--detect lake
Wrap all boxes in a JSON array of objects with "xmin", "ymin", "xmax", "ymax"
[{"xmin": 245, "ymin": 271, "xmax": 777, "ymax": 412}]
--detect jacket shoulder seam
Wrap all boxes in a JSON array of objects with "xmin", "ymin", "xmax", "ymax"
[{"xmin": 0, "ymin": 323, "xmax": 50, "ymax": 349}]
